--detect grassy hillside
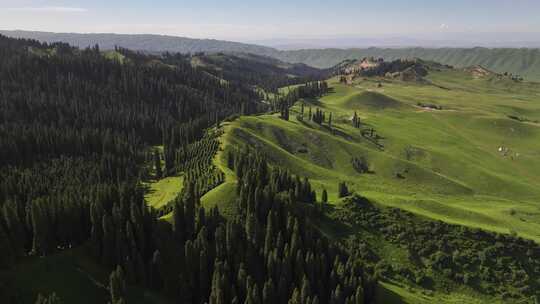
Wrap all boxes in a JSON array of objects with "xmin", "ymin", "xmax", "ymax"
[
  {"xmin": 196, "ymin": 70, "xmax": 540, "ymax": 303},
  {"xmin": 144, "ymin": 175, "xmax": 184, "ymax": 209},
  {"xmin": 211, "ymin": 70, "xmax": 540, "ymax": 242}
]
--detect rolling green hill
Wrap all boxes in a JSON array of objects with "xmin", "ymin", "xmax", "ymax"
[
  {"xmin": 210, "ymin": 69, "xmax": 540, "ymax": 241},
  {"xmin": 194, "ymin": 69, "xmax": 540, "ymax": 303}
]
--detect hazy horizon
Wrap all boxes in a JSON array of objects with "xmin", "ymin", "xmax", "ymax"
[
  {"xmin": 3, "ymin": 29, "xmax": 540, "ymax": 50},
  {"xmin": 1, "ymin": 0, "xmax": 540, "ymax": 46}
]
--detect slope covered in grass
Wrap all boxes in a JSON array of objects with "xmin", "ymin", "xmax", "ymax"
[
  {"xmin": 209, "ymin": 70, "xmax": 540, "ymax": 242},
  {"xmin": 343, "ymin": 91, "xmax": 405, "ymax": 111},
  {"xmin": 144, "ymin": 175, "xmax": 184, "ymax": 209}
]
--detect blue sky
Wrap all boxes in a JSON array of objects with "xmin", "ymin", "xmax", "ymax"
[{"xmin": 1, "ymin": 0, "xmax": 539, "ymax": 41}]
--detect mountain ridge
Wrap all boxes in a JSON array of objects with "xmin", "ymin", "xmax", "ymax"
[{"xmin": 2, "ymin": 30, "xmax": 540, "ymax": 81}]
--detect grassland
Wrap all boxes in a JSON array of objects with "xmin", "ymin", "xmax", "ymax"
[
  {"xmin": 202, "ymin": 70, "xmax": 540, "ymax": 303},
  {"xmin": 211, "ymin": 71, "xmax": 540, "ymax": 243},
  {"xmin": 144, "ymin": 175, "xmax": 184, "ymax": 209}
]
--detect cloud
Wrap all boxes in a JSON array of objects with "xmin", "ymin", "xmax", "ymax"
[
  {"xmin": 439, "ymin": 23, "xmax": 450, "ymax": 30},
  {"xmin": 6, "ymin": 7, "xmax": 88, "ymax": 13}
]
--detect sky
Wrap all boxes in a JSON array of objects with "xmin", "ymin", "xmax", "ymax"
[{"xmin": 1, "ymin": 0, "xmax": 540, "ymax": 42}]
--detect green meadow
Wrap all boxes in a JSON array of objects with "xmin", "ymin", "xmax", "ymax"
[{"xmin": 208, "ymin": 70, "xmax": 540, "ymax": 242}]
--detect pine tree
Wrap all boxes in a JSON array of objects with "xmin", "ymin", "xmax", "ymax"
[
  {"xmin": 2, "ymin": 202, "xmax": 27, "ymax": 255},
  {"xmin": 35, "ymin": 293, "xmax": 63, "ymax": 304},
  {"xmin": 354, "ymin": 286, "xmax": 364, "ymax": 304},
  {"xmin": 321, "ymin": 189, "xmax": 328, "ymax": 204},
  {"xmin": 101, "ymin": 213, "xmax": 116, "ymax": 266},
  {"xmin": 109, "ymin": 266, "xmax": 127, "ymax": 304},
  {"xmin": 301, "ymin": 276, "xmax": 312, "ymax": 303},
  {"xmin": 31, "ymin": 201, "xmax": 53, "ymax": 256},
  {"xmin": 154, "ymin": 150, "xmax": 162, "ymax": 179},
  {"xmin": 328, "ymin": 112, "xmax": 332, "ymax": 129},
  {"xmin": 288, "ymin": 288, "xmax": 301, "ymax": 304},
  {"xmin": 0, "ymin": 224, "xmax": 15, "ymax": 269},
  {"xmin": 209, "ymin": 263, "xmax": 225, "ymax": 304},
  {"xmin": 338, "ymin": 182, "xmax": 349, "ymax": 198},
  {"xmin": 150, "ymin": 250, "xmax": 163, "ymax": 290},
  {"xmin": 264, "ymin": 212, "xmax": 274, "ymax": 256},
  {"xmin": 352, "ymin": 111, "xmax": 360, "ymax": 128}
]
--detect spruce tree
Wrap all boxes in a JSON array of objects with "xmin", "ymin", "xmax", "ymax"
[
  {"xmin": 0, "ymin": 224, "xmax": 14, "ymax": 269},
  {"xmin": 328, "ymin": 112, "xmax": 332, "ymax": 129},
  {"xmin": 35, "ymin": 293, "xmax": 63, "ymax": 304},
  {"xmin": 109, "ymin": 266, "xmax": 127, "ymax": 304},
  {"xmin": 262, "ymin": 279, "xmax": 275, "ymax": 304},
  {"xmin": 154, "ymin": 150, "xmax": 162, "ymax": 179},
  {"xmin": 338, "ymin": 182, "xmax": 349, "ymax": 198},
  {"xmin": 31, "ymin": 201, "xmax": 53, "ymax": 256}
]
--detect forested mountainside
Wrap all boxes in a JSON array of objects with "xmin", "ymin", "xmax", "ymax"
[
  {"xmin": 0, "ymin": 35, "xmax": 376, "ymax": 304},
  {"xmin": 191, "ymin": 52, "xmax": 330, "ymax": 92},
  {"xmin": 3, "ymin": 30, "xmax": 540, "ymax": 81},
  {"xmin": 0, "ymin": 30, "xmax": 275, "ymax": 55}
]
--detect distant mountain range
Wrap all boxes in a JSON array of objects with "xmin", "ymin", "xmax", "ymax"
[
  {"xmin": 272, "ymin": 48, "xmax": 540, "ymax": 81},
  {"xmin": 2, "ymin": 30, "xmax": 540, "ymax": 81},
  {"xmin": 253, "ymin": 32, "xmax": 540, "ymax": 50},
  {"xmin": 0, "ymin": 30, "xmax": 275, "ymax": 55}
]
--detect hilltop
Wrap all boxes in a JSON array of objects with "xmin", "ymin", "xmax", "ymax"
[{"xmin": 337, "ymin": 57, "xmax": 452, "ymax": 83}]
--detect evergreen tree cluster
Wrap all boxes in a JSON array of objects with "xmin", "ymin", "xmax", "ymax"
[
  {"xmin": 312, "ymin": 108, "xmax": 326, "ymax": 125},
  {"xmin": 280, "ymin": 102, "xmax": 290, "ymax": 121},
  {"xmin": 191, "ymin": 53, "xmax": 329, "ymax": 93},
  {"xmin": 0, "ymin": 36, "xmax": 261, "ymax": 169},
  {"xmin": 336, "ymin": 196, "xmax": 540, "ymax": 301},
  {"xmin": 90, "ymin": 149, "xmax": 378, "ymax": 304},
  {"xmin": 0, "ymin": 34, "xmax": 261, "ymax": 269},
  {"xmin": 275, "ymin": 81, "xmax": 329, "ymax": 121},
  {"xmin": 338, "ymin": 183, "xmax": 350, "ymax": 198},
  {"xmin": 0, "ymin": 157, "xmax": 132, "ymax": 259},
  {"xmin": 35, "ymin": 293, "xmax": 63, "ymax": 304},
  {"xmin": 227, "ymin": 150, "xmax": 318, "ymax": 206},
  {"xmin": 352, "ymin": 112, "xmax": 361, "ymax": 129},
  {"xmin": 351, "ymin": 157, "xmax": 370, "ymax": 174},
  {"xmin": 173, "ymin": 130, "xmax": 225, "ymax": 199}
]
